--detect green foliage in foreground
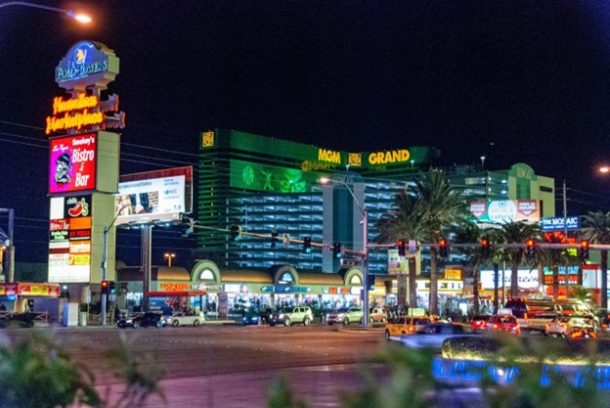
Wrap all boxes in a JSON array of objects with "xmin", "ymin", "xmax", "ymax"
[
  {"xmin": 267, "ymin": 335, "xmax": 610, "ymax": 408},
  {"xmin": 0, "ymin": 332, "xmax": 163, "ymax": 408}
]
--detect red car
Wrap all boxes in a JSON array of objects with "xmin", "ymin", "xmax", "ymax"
[
  {"xmin": 487, "ymin": 314, "xmax": 521, "ymax": 335},
  {"xmin": 470, "ymin": 315, "xmax": 491, "ymax": 332}
]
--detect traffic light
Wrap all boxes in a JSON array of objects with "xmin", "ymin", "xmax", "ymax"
[
  {"xmin": 480, "ymin": 236, "xmax": 490, "ymax": 258},
  {"xmin": 109, "ymin": 281, "xmax": 116, "ymax": 295},
  {"xmin": 333, "ymin": 242, "xmax": 342, "ymax": 258},
  {"xmin": 438, "ymin": 237, "xmax": 448, "ymax": 258},
  {"xmin": 397, "ymin": 239, "xmax": 406, "ymax": 256},
  {"xmin": 229, "ymin": 225, "xmax": 241, "ymax": 241},
  {"xmin": 303, "ymin": 236, "xmax": 312, "ymax": 253},
  {"xmin": 525, "ymin": 238, "xmax": 536, "ymax": 258},
  {"xmin": 579, "ymin": 240, "xmax": 590, "ymax": 262},
  {"xmin": 100, "ymin": 280, "xmax": 109, "ymax": 295},
  {"xmin": 271, "ymin": 230, "xmax": 279, "ymax": 248},
  {"xmin": 367, "ymin": 274, "xmax": 375, "ymax": 290}
]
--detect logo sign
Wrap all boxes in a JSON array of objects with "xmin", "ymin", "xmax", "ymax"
[
  {"xmin": 318, "ymin": 148, "xmax": 341, "ymax": 164},
  {"xmin": 45, "ymin": 93, "xmax": 124, "ymax": 136},
  {"xmin": 49, "ymin": 134, "xmax": 97, "ymax": 194},
  {"xmin": 517, "ymin": 200, "xmax": 537, "ymax": 217},
  {"xmin": 540, "ymin": 217, "xmax": 580, "ymax": 232},
  {"xmin": 470, "ymin": 201, "xmax": 487, "ymax": 218},
  {"xmin": 368, "ymin": 149, "xmax": 410, "ymax": 165},
  {"xmin": 55, "ymin": 41, "xmax": 119, "ymax": 91},
  {"xmin": 201, "ymin": 131, "xmax": 215, "ymax": 147},
  {"xmin": 444, "ymin": 268, "xmax": 463, "ymax": 281},
  {"xmin": 64, "ymin": 196, "xmax": 91, "ymax": 218}
]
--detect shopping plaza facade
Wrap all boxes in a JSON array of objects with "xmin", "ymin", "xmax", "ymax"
[{"xmin": 149, "ymin": 128, "xmax": 556, "ymax": 313}]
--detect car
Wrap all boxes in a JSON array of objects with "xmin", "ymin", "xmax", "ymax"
[
  {"xmin": 469, "ymin": 315, "xmax": 491, "ymax": 332},
  {"xmin": 271, "ymin": 306, "xmax": 313, "ymax": 326},
  {"xmin": 487, "ymin": 314, "xmax": 521, "ymax": 335},
  {"xmin": 525, "ymin": 312, "xmax": 559, "ymax": 333},
  {"xmin": 326, "ymin": 307, "xmax": 363, "ymax": 326},
  {"xmin": 168, "ymin": 310, "xmax": 204, "ymax": 327},
  {"xmin": 384, "ymin": 316, "xmax": 431, "ymax": 341},
  {"xmin": 369, "ymin": 307, "xmax": 388, "ymax": 325},
  {"xmin": 399, "ymin": 323, "xmax": 469, "ymax": 350},
  {"xmin": 241, "ymin": 308, "xmax": 273, "ymax": 325},
  {"xmin": 117, "ymin": 312, "xmax": 168, "ymax": 329},
  {"xmin": 544, "ymin": 315, "xmax": 596, "ymax": 338}
]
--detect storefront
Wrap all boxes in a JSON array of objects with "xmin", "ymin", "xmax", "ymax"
[{"xmin": 0, "ymin": 282, "xmax": 61, "ymax": 313}]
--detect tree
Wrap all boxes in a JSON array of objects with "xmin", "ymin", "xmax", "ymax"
[
  {"xmin": 540, "ymin": 232, "xmax": 579, "ymax": 301},
  {"xmin": 453, "ymin": 221, "xmax": 487, "ymax": 316},
  {"xmin": 494, "ymin": 221, "xmax": 540, "ymax": 298},
  {"xmin": 376, "ymin": 188, "xmax": 426, "ymax": 307},
  {"xmin": 579, "ymin": 211, "xmax": 610, "ymax": 309},
  {"xmin": 414, "ymin": 170, "xmax": 468, "ymax": 315}
]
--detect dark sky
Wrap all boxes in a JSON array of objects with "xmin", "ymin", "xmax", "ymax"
[{"xmin": 2, "ymin": 0, "xmax": 610, "ymax": 263}]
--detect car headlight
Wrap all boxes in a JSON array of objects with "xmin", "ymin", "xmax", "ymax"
[
  {"xmin": 126, "ymin": 319, "xmax": 132, "ymax": 324},
  {"xmin": 337, "ymin": 314, "xmax": 345, "ymax": 318},
  {"xmin": 279, "ymin": 314, "xmax": 285, "ymax": 319}
]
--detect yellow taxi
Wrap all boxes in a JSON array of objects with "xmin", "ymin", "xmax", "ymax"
[{"xmin": 384, "ymin": 316, "xmax": 432, "ymax": 341}]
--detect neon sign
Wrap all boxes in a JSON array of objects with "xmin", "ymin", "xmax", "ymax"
[
  {"xmin": 45, "ymin": 93, "xmax": 123, "ymax": 135},
  {"xmin": 318, "ymin": 148, "xmax": 341, "ymax": 164},
  {"xmin": 49, "ymin": 134, "xmax": 97, "ymax": 194},
  {"xmin": 55, "ymin": 41, "xmax": 119, "ymax": 90}
]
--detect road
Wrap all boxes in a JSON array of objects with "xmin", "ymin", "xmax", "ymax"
[{"xmin": 1, "ymin": 324, "xmax": 389, "ymax": 407}]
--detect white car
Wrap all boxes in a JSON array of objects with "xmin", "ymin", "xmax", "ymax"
[
  {"xmin": 399, "ymin": 323, "xmax": 470, "ymax": 350},
  {"xmin": 168, "ymin": 311, "xmax": 205, "ymax": 327},
  {"xmin": 545, "ymin": 315, "xmax": 595, "ymax": 338}
]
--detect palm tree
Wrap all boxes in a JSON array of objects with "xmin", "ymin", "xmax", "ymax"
[
  {"xmin": 580, "ymin": 211, "xmax": 610, "ymax": 309},
  {"xmin": 414, "ymin": 170, "xmax": 468, "ymax": 315},
  {"xmin": 453, "ymin": 221, "xmax": 487, "ymax": 315},
  {"xmin": 540, "ymin": 232, "xmax": 579, "ymax": 301},
  {"xmin": 376, "ymin": 189, "xmax": 426, "ymax": 307},
  {"xmin": 495, "ymin": 221, "xmax": 540, "ymax": 298}
]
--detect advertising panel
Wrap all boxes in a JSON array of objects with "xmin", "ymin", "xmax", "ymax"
[
  {"xmin": 540, "ymin": 217, "xmax": 580, "ymax": 232},
  {"xmin": 48, "ymin": 195, "xmax": 92, "ymax": 283},
  {"xmin": 49, "ymin": 134, "xmax": 97, "ymax": 194},
  {"xmin": 115, "ymin": 175, "xmax": 185, "ymax": 225},
  {"xmin": 480, "ymin": 268, "xmax": 539, "ymax": 290},
  {"xmin": 469, "ymin": 200, "xmax": 540, "ymax": 224}
]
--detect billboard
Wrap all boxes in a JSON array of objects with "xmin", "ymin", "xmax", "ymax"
[
  {"xmin": 115, "ymin": 175, "xmax": 186, "ymax": 225},
  {"xmin": 49, "ymin": 134, "xmax": 97, "ymax": 194},
  {"xmin": 480, "ymin": 268, "xmax": 539, "ymax": 290},
  {"xmin": 469, "ymin": 200, "xmax": 540, "ymax": 224},
  {"xmin": 48, "ymin": 195, "xmax": 92, "ymax": 283},
  {"xmin": 540, "ymin": 216, "xmax": 580, "ymax": 232}
]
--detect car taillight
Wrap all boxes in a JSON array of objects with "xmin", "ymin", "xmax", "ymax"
[
  {"xmin": 493, "ymin": 323, "xmax": 499, "ymax": 330},
  {"xmin": 524, "ymin": 313, "xmax": 528, "ymax": 319}
]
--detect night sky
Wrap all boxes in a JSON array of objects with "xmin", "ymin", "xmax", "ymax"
[{"xmin": 2, "ymin": 1, "xmax": 610, "ymax": 265}]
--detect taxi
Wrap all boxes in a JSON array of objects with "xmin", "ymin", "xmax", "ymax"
[{"xmin": 384, "ymin": 316, "xmax": 431, "ymax": 341}]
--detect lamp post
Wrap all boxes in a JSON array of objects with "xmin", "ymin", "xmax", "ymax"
[
  {"xmin": 320, "ymin": 176, "xmax": 370, "ymax": 328},
  {"xmin": 0, "ymin": 1, "xmax": 92, "ymax": 23},
  {"xmin": 164, "ymin": 252, "xmax": 176, "ymax": 267}
]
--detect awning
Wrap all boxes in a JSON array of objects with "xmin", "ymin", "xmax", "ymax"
[{"xmin": 147, "ymin": 290, "xmax": 207, "ymax": 297}]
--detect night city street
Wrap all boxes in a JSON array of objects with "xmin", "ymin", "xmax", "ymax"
[{"xmin": 4, "ymin": 1, "xmax": 610, "ymax": 407}]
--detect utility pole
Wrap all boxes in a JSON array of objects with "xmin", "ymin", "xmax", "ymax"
[
  {"xmin": 101, "ymin": 205, "xmax": 128, "ymax": 326},
  {"xmin": 563, "ymin": 179, "xmax": 570, "ymax": 294}
]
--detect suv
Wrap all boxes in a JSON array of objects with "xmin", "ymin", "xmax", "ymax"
[
  {"xmin": 326, "ymin": 307, "xmax": 363, "ymax": 326},
  {"xmin": 272, "ymin": 306, "xmax": 313, "ymax": 326},
  {"xmin": 505, "ymin": 298, "xmax": 560, "ymax": 332}
]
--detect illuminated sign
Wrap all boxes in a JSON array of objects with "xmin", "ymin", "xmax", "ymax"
[
  {"xmin": 65, "ymin": 196, "xmax": 91, "ymax": 218},
  {"xmin": 201, "ymin": 131, "xmax": 215, "ymax": 147},
  {"xmin": 470, "ymin": 200, "xmax": 540, "ymax": 224},
  {"xmin": 0, "ymin": 283, "xmax": 60, "ymax": 297},
  {"xmin": 348, "ymin": 153, "xmax": 362, "ymax": 167},
  {"xmin": 49, "ymin": 134, "xmax": 97, "ymax": 194},
  {"xmin": 318, "ymin": 148, "xmax": 341, "ymax": 164},
  {"xmin": 540, "ymin": 217, "xmax": 580, "ymax": 232},
  {"xmin": 480, "ymin": 269, "xmax": 539, "ymax": 290},
  {"xmin": 368, "ymin": 149, "xmax": 410, "ymax": 165},
  {"xmin": 45, "ymin": 93, "xmax": 123, "ymax": 135},
  {"xmin": 48, "ymin": 252, "xmax": 89, "ymax": 283},
  {"xmin": 444, "ymin": 268, "xmax": 463, "ymax": 281},
  {"xmin": 55, "ymin": 41, "xmax": 119, "ymax": 90},
  {"xmin": 159, "ymin": 282, "xmax": 190, "ymax": 292},
  {"xmin": 115, "ymin": 175, "xmax": 185, "ymax": 225}
]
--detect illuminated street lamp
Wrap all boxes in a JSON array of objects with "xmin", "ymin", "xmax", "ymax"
[
  {"xmin": 164, "ymin": 252, "xmax": 176, "ymax": 267},
  {"xmin": 320, "ymin": 176, "xmax": 370, "ymax": 328},
  {"xmin": 0, "ymin": 1, "xmax": 93, "ymax": 24},
  {"xmin": 599, "ymin": 166, "xmax": 610, "ymax": 174}
]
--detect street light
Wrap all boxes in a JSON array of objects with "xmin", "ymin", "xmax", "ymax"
[
  {"xmin": 320, "ymin": 176, "xmax": 370, "ymax": 328},
  {"xmin": 0, "ymin": 1, "xmax": 92, "ymax": 24},
  {"xmin": 164, "ymin": 252, "xmax": 176, "ymax": 267}
]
